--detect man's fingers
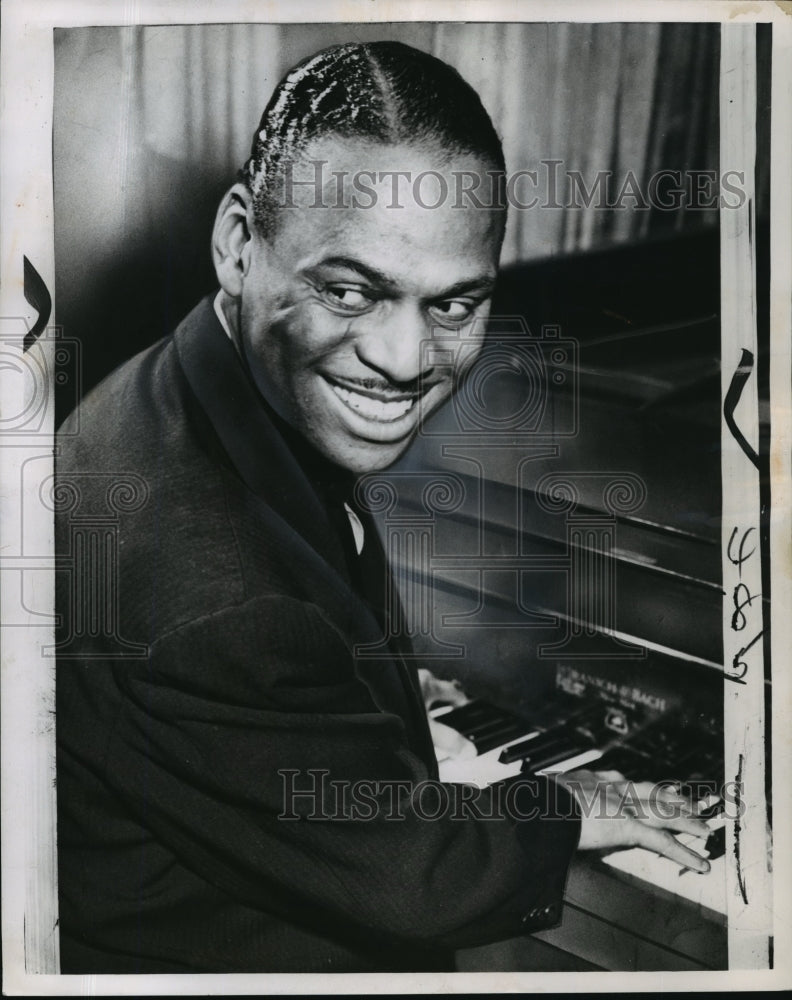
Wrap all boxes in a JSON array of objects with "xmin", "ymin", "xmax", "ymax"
[
  {"xmin": 611, "ymin": 779, "xmax": 685, "ymax": 802},
  {"xmin": 438, "ymin": 680, "xmax": 470, "ymax": 707},
  {"xmin": 643, "ymin": 812, "xmax": 711, "ymax": 838},
  {"xmin": 631, "ymin": 822, "xmax": 711, "ymax": 873},
  {"xmin": 429, "ymin": 720, "xmax": 477, "ymax": 760},
  {"xmin": 603, "ymin": 779, "xmax": 716, "ymax": 822},
  {"xmin": 593, "ymin": 769, "xmax": 625, "ymax": 783},
  {"xmin": 419, "ymin": 670, "xmax": 470, "ymax": 708}
]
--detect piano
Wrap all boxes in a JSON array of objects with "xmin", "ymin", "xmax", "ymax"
[
  {"xmin": 431, "ymin": 691, "xmax": 727, "ymax": 971},
  {"xmin": 371, "ymin": 230, "xmax": 771, "ymax": 971}
]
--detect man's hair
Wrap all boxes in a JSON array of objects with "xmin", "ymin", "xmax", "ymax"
[{"xmin": 241, "ymin": 40, "xmax": 506, "ymax": 235}]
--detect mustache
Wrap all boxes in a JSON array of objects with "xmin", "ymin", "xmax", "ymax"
[{"xmin": 325, "ymin": 373, "xmax": 440, "ymax": 397}]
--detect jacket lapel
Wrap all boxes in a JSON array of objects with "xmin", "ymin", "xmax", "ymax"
[
  {"xmin": 172, "ymin": 297, "xmax": 435, "ymax": 764},
  {"xmin": 173, "ymin": 297, "xmax": 347, "ymax": 573}
]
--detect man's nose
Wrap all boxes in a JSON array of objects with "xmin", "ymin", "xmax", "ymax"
[{"xmin": 353, "ymin": 302, "xmax": 431, "ymax": 384}]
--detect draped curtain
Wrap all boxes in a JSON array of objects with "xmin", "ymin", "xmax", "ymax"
[{"xmin": 433, "ymin": 22, "xmax": 720, "ymax": 262}]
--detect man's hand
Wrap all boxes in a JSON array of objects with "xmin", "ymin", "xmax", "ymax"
[
  {"xmin": 417, "ymin": 669, "xmax": 477, "ymax": 762},
  {"xmin": 553, "ymin": 768, "xmax": 712, "ymax": 873}
]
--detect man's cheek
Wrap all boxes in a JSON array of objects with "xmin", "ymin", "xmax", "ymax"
[{"xmin": 300, "ymin": 305, "xmax": 358, "ymax": 351}]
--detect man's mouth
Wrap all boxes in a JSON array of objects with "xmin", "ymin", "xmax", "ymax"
[{"xmin": 323, "ymin": 376, "xmax": 421, "ymax": 423}]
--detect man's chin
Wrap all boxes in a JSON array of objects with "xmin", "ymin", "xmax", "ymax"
[{"xmin": 315, "ymin": 436, "xmax": 414, "ymax": 476}]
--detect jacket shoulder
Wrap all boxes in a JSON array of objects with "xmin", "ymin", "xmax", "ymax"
[
  {"xmin": 58, "ymin": 335, "xmax": 185, "ymax": 472},
  {"xmin": 56, "ymin": 332, "xmax": 248, "ymax": 641}
]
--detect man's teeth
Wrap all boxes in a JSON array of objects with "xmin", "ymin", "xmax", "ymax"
[{"xmin": 330, "ymin": 383, "xmax": 416, "ymax": 421}]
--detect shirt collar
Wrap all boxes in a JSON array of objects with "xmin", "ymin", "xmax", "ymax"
[{"xmin": 213, "ymin": 291, "xmax": 234, "ymax": 342}]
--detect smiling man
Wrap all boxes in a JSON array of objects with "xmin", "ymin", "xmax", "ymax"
[
  {"xmin": 55, "ymin": 41, "xmax": 709, "ymax": 975},
  {"xmin": 214, "ymin": 135, "xmax": 500, "ymax": 474}
]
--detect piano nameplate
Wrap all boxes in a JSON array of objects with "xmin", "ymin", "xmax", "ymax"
[{"xmin": 556, "ymin": 663, "xmax": 669, "ymax": 718}]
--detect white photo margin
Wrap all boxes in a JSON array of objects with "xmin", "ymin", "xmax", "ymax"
[{"xmin": 1, "ymin": 0, "xmax": 790, "ymax": 994}]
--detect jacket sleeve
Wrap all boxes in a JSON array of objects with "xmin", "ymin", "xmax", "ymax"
[{"xmin": 104, "ymin": 593, "xmax": 581, "ymax": 952}]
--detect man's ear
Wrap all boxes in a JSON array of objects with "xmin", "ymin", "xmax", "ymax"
[{"xmin": 212, "ymin": 183, "xmax": 256, "ymax": 297}]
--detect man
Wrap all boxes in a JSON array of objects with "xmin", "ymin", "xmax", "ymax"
[{"xmin": 56, "ymin": 40, "xmax": 710, "ymax": 974}]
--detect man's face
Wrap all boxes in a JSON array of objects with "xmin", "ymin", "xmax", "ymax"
[{"xmin": 237, "ymin": 137, "xmax": 504, "ymax": 473}]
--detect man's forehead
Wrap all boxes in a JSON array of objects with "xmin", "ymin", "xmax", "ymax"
[
  {"xmin": 298, "ymin": 133, "xmax": 489, "ymax": 183},
  {"xmin": 286, "ymin": 135, "xmax": 501, "ymax": 206},
  {"xmin": 270, "ymin": 134, "xmax": 505, "ymax": 284}
]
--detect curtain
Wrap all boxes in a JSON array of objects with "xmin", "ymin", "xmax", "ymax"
[{"xmin": 55, "ymin": 21, "xmax": 720, "ymax": 261}]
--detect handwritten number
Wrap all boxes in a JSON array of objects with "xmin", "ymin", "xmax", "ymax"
[
  {"xmin": 728, "ymin": 629, "xmax": 764, "ymax": 685},
  {"xmin": 731, "ymin": 583, "xmax": 760, "ymax": 631},
  {"xmin": 727, "ymin": 526, "xmax": 756, "ymax": 577}
]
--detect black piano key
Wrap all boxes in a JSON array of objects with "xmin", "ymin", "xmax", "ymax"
[
  {"xmin": 436, "ymin": 701, "xmax": 536, "ymax": 754},
  {"xmin": 472, "ymin": 723, "xmax": 537, "ymax": 755},
  {"xmin": 532, "ymin": 726, "xmax": 587, "ymax": 750},
  {"xmin": 499, "ymin": 734, "xmax": 544, "ymax": 765},
  {"xmin": 697, "ymin": 799, "xmax": 724, "ymax": 821},
  {"xmin": 439, "ymin": 700, "xmax": 503, "ymax": 730},
  {"xmin": 520, "ymin": 743, "xmax": 586, "ymax": 774},
  {"xmin": 463, "ymin": 716, "xmax": 529, "ymax": 743},
  {"xmin": 499, "ymin": 725, "xmax": 597, "ymax": 765},
  {"xmin": 460, "ymin": 716, "xmax": 510, "ymax": 738},
  {"xmin": 500, "ymin": 733, "xmax": 566, "ymax": 765},
  {"xmin": 705, "ymin": 825, "xmax": 726, "ymax": 860}
]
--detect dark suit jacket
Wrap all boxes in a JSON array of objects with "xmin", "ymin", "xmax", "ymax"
[{"xmin": 55, "ymin": 295, "xmax": 581, "ymax": 973}]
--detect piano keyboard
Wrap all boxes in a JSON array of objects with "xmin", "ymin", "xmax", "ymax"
[{"xmin": 432, "ymin": 698, "xmax": 727, "ymax": 919}]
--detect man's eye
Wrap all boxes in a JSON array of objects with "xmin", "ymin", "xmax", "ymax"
[
  {"xmin": 321, "ymin": 285, "xmax": 374, "ymax": 312},
  {"xmin": 429, "ymin": 300, "xmax": 477, "ymax": 326}
]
